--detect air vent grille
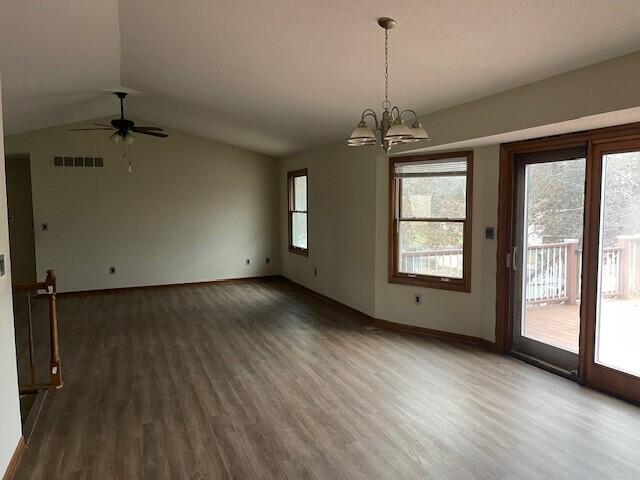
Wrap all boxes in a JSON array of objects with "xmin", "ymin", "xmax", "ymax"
[{"xmin": 52, "ymin": 155, "xmax": 104, "ymax": 168}]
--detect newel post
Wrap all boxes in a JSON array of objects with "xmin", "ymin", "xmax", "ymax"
[
  {"xmin": 45, "ymin": 269, "xmax": 63, "ymax": 388},
  {"xmin": 565, "ymin": 240, "xmax": 580, "ymax": 305}
]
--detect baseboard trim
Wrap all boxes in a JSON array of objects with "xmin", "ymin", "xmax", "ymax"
[
  {"xmin": 373, "ymin": 318, "xmax": 495, "ymax": 350},
  {"xmin": 55, "ymin": 275, "xmax": 282, "ymax": 297},
  {"xmin": 282, "ymin": 277, "xmax": 495, "ymax": 351},
  {"xmin": 280, "ymin": 277, "xmax": 375, "ymax": 323},
  {"xmin": 21, "ymin": 389, "xmax": 48, "ymax": 445},
  {"xmin": 53, "ymin": 274, "xmax": 494, "ymax": 350},
  {"xmin": 2, "ymin": 436, "xmax": 26, "ymax": 480}
]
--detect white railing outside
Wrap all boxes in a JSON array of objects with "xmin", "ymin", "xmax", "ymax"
[
  {"xmin": 400, "ymin": 235, "xmax": 640, "ymax": 304},
  {"xmin": 401, "ymin": 249, "xmax": 463, "ymax": 278},
  {"xmin": 526, "ymin": 243, "xmax": 572, "ymax": 303}
]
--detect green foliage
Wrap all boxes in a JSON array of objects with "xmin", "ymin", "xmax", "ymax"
[
  {"xmin": 400, "ymin": 176, "xmax": 465, "ymax": 251},
  {"xmin": 399, "ymin": 152, "xmax": 640, "ymax": 254}
]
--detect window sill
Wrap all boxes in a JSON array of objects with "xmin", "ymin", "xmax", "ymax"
[
  {"xmin": 389, "ymin": 274, "xmax": 470, "ymax": 293},
  {"xmin": 289, "ymin": 247, "xmax": 309, "ymax": 257}
]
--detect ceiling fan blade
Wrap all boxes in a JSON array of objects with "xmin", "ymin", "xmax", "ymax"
[
  {"xmin": 69, "ymin": 128, "xmax": 115, "ymax": 131},
  {"xmin": 92, "ymin": 123, "xmax": 113, "ymax": 127},
  {"xmin": 132, "ymin": 126, "xmax": 164, "ymax": 131},
  {"xmin": 132, "ymin": 128, "xmax": 168, "ymax": 138}
]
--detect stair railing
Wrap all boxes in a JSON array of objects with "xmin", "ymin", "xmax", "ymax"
[{"xmin": 12, "ymin": 269, "xmax": 63, "ymax": 394}]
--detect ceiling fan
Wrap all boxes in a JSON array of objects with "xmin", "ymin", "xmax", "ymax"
[{"xmin": 70, "ymin": 91, "xmax": 168, "ymax": 143}]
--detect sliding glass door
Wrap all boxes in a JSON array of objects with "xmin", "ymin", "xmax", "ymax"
[
  {"xmin": 501, "ymin": 125, "xmax": 640, "ymax": 403},
  {"xmin": 511, "ymin": 147, "xmax": 587, "ymax": 374},
  {"xmin": 583, "ymin": 139, "xmax": 640, "ymax": 402}
]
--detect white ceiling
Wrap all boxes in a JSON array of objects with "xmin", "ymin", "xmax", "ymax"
[
  {"xmin": 0, "ymin": 1, "xmax": 121, "ymax": 134},
  {"xmin": 2, "ymin": 0, "xmax": 640, "ymax": 156}
]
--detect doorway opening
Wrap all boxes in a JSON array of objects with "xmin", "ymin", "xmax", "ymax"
[
  {"xmin": 5, "ymin": 154, "xmax": 36, "ymax": 284},
  {"xmin": 5, "ymin": 153, "xmax": 41, "ymax": 436}
]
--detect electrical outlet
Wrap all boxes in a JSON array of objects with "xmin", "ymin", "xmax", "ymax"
[
  {"xmin": 245, "ymin": 258, "xmax": 250, "ymax": 265},
  {"xmin": 0, "ymin": 254, "xmax": 5, "ymax": 276},
  {"xmin": 414, "ymin": 293, "xmax": 422, "ymax": 305},
  {"xmin": 109, "ymin": 266, "xmax": 116, "ymax": 274},
  {"xmin": 314, "ymin": 267, "xmax": 318, "ymax": 277},
  {"xmin": 265, "ymin": 257, "xmax": 270, "ymax": 264}
]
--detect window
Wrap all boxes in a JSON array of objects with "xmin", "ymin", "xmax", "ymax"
[
  {"xmin": 288, "ymin": 169, "xmax": 308, "ymax": 255},
  {"xmin": 389, "ymin": 151, "xmax": 473, "ymax": 291}
]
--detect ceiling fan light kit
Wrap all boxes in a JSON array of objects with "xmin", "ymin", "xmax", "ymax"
[
  {"xmin": 348, "ymin": 17, "xmax": 430, "ymax": 152},
  {"xmin": 70, "ymin": 91, "xmax": 168, "ymax": 171},
  {"xmin": 111, "ymin": 131, "xmax": 135, "ymax": 145}
]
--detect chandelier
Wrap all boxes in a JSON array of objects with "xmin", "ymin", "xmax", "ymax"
[{"xmin": 348, "ymin": 18, "xmax": 430, "ymax": 152}]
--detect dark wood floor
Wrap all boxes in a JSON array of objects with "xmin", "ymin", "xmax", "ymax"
[{"xmin": 12, "ymin": 279, "xmax": 640, "ymax": 479}]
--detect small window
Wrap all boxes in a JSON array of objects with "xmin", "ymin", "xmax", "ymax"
[
  {"xmin": 389, "ymin": 151, "xmax": 473, "ymax": 292},
  {"xmin": 288, "ymin": 169, "xmax": 308, "ymax": 255}
]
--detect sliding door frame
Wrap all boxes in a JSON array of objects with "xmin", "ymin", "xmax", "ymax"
[
  {"xmin": 509, "ymin": 146, "xmax": 587, "ymax": 376},
  {"xmin": 582, "ymin": 138, "xmax": 640, "ymax": 403},
  {"xmin": 496, "ymin": 122, "xmax": 640, "ymax": 394}
]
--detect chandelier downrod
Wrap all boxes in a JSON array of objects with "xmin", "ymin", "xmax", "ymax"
[
  {"xmin": 384, "ymin": 27, "xmax": 390, "ymax": 111},
  {"xmin": 348, "ymin": 17, "xmax": 430, "ymax": 153}
]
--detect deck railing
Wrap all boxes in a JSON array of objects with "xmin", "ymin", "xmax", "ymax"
[
  {"xmin": 525, "ymin": 242, "xmax": 574, "ymax": 304},
  {"xmin": 401, "ymin": 234, "xmax": 640, "ymax": 304},
  {"xmin": 617, "ymin": 235, "xmax": 640, "ymax": 298},
  {"xmin": 401, "ymin": 249, "xmax": 463, "ymax": 278}
]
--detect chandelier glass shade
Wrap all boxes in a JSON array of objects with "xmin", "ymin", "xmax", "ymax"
[{"xmin": 348, "ymin": 18, "xmax": 430, "ymax": 152}]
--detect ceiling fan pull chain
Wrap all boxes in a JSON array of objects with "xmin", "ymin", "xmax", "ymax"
[{"xmin": 124, "ymin": 142, "xmax": 133, "ymax": 173}]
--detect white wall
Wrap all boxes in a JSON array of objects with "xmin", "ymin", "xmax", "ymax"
[
  {"xmin": 0, "ymin": 78, "xmax": 23, "ymax": 479},
  {"xmin": 5, "ymin": 120, "xmax": 280, "ymax": 292},
  {"xmin": 279, "ymin": 51, "xmax": 640, "ymax": 342}
]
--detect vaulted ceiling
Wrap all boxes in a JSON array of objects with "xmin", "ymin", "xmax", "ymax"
[{"xmin": 2, "ymin": 0, "xmax": 640, "ymax": 156}]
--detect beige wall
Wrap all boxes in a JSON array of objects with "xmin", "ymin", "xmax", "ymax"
[
  {"xmin": 392, "ymin": 51, "xmax": 640, "ymax": 156},
  {"xmin": 374, "ymin": 146, "xmax": 499, "ymax": 341},
  {"xmin": 279, "ymin": 145, "xmax": 376, "ymax": 315},
  {"xmin": 5, "ymin": 120, "xmax": 280, "ymax": 292},
  {"xmin": 0, "ymin": 79, "xmax": 22, "ymax": 479},
  {"xmin": 278, "ymin": 142, "xmax": 499, "ymax": 341},
  {"xmin": 279, "ymin": 51, "xmax": 640, "ymax": 342}
]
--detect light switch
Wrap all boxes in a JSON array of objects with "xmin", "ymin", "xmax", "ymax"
[{"xmin": 485, "ymin": 227, "xmax": 495, "ymax": 240}]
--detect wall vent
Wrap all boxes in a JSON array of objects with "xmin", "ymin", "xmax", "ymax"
[{"xmin": 52, "ymin": 155, "xmax": 104, "ymax": 168}]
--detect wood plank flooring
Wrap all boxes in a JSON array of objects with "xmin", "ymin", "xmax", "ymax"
[{"xmin": 12, "ymin": 279, "xmax": 640, "ymax": 479}]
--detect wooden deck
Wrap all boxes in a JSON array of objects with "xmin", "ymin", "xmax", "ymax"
[
  {"xmin": 525, "ymin": 303, "xmax": 581, "ymax": 353},
  {"xmin": 525, "ymin": 299, "xmax": 640, "ymax": 377}
]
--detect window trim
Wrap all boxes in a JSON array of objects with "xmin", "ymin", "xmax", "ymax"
[
  {"xmin": 388, "ymin": 151, "xmax": 473, "ymax": 292},
  {"xmin": 288, "ymin": 168, "xmax": 309, "ymax": 256}
]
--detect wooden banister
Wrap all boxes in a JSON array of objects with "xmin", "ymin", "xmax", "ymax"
[
  {"xmin": 12, "ymin": 281, "xmax": 47, "ymax": 293},
  {"xmin": 45, "ymin": 270, "xmax": 62, "ymax": 388},
  {"xmin": 14, "ymin": 269, "xmax": 63, "ymax": 394}
]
